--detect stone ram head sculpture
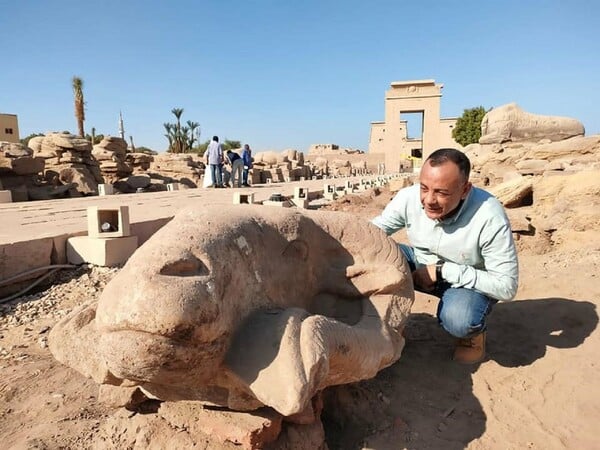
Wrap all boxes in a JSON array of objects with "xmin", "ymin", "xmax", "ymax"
[{"xmin": 50, "ymin": 205, "xmax": 414, "ymax": 417}]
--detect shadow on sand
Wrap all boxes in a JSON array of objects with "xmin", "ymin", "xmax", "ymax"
[{"xmin": 322, "ymin": 297, "xmax": 598, "ymax": 449}]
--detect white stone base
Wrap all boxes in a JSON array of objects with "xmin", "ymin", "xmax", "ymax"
[
  {"xmin": 98, "ymin": 184, "xmax": 114, "ymax": 196},
  {"xmin": 262, "ymin": 200, "xmax": 292, "ymax": 208},
  {"xmin": 233, "ymin": 192, "xmax": 255, "ymax": 205},
  {"xmin": 67, "ymin": 235, "xmax": 138, "ymax": 267},
  {"xmin": 290, "ymin": 198, "xmax": 309, "ymax": 209}
]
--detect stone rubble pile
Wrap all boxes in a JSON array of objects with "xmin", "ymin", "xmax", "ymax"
[
  {"xmin": 145, "ymin": 153, "xmax": 206, "ymax": 188},
  {"xmin": 304, "ymin": 156, "xmax": 370, "ymax": 178},
  {"xmin": 305, "ymin": 143, "xmax": 374, "ymax": 177},
  {"xmin": 125, "ymin": 152, "xmax": 153, "ymax": 172},
  {"xmin": 464, "ymin": 103, "xmax": 599, "ymax": 194},
  {"xmin": 465, "ymin": 134, "xmax": 600, "ymax": 186},
  {"xmin": 29, "ymin": 132, "xmax": 103, "ymax": 197},
  {"xmin": 113, "ymin": 152, "xmax": 209, "ymax": 194},
  {"xmin": 463, "ymin": 103, "xmax": 600, "ymax": 252},
  {"xmin": 0, "ymin": 141, "xmax": 47, "ymax": 201},
  {"xmin": 92, "ymin": 137, "xmax": 132, "ymax": 183},
  {"xmin": 251, "ymin": 149, "xmax": 311, "ymax": 183},
  {"xmin": 1, "ymin": 133, "xmax": 106, "ymax": 201},
  {"xmin": 93, "ymin": 138, "xmax": 208, "ymax": 193}
]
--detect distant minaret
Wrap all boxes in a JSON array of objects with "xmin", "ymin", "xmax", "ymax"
[{"xmin": 118, "ymin": 111, "xmax": 125, "ymax": 139}]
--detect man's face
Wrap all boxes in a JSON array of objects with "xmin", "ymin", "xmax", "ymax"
[{"xmin": 419, "ymin": 160, "xmax": 471, "ymax": 220}]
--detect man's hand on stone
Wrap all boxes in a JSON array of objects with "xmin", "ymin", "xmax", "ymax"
[{"xmin": 412, "ymin": 265, "xmax": 436, "ymax": 292}]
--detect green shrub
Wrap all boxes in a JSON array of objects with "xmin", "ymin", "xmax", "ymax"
[{"xmin": 452, "ymin": 106, "xmax": 487, "ymax": 147}]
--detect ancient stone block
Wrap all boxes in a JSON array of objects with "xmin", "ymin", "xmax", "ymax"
[
  {"xmin": 323, "ymin": 184, "xmax": 336, "ymax": 200},
  {"xmin": 489, "ymin": 176, "xmax": 534, "ymax": 208},
  {"xmin": 66, "ymin": 235, "xmax": 138, "ymax": 267},
  {"xmin": 293, "ymin": 187, "xmax": 309, "ymax": 200},
  {"xmin": 160, "ymin": 402, "xmax": 282, "ymax": 449},
  {"xmin": 233, "ymin": 192, "xmax": 255, "ymax": 205},
  {"xmin": 98, "ymin": 184, "xmax": 114, "ymax": 196}
]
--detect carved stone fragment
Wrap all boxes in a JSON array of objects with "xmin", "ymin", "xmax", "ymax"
[{"xmin": 50, "ymin": 206, "xmax": 414, "ymax": 417}]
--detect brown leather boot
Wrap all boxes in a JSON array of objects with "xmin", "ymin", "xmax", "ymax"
[{"xmin": 453, "ymin": 331, "xmax": 486, "ymax": 364}]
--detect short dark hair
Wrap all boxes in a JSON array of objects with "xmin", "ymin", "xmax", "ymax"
[
  {"xmin": 212, "ymin": 136, "xmax": 219, "ymax": 142},
  {"xmin": 426, "ymin": 148, "xmax": 471, "ymax": 181}
]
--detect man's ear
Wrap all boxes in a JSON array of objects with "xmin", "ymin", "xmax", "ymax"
[{"xmin": 461, "ymin": 181, "xmax": 472, "ymax": 199}]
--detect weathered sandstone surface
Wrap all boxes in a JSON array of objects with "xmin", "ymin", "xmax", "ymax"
[
  {"xmin": 463, "ymin": 104, "xmax": 600, "ymax": 254},
  {"xmin": 49, "ymin": 206, "xmax": 414, "ymax": 420},
  {"xmin": 92, "ymin": 136, "xmax": 132, "ymax": 183},
  {"xmin": 479, "ymin": 102, "xmax": 585, "ymax": 145},
  {"xmin": 31, "ymin": 132, "xmax": 103, "ymax": 196},
  {"xmin": 1, "ymin": 136, "xmax": 99, "ymax": 201},
  {"xmin": 251, "ymin": 149, "xmax": 311, "ymax": 183}
]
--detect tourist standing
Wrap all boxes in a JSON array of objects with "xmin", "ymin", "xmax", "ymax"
[
  {"xmin": 206, "ymin": 136, "xmax": 224, "ymax": 188},
  {"xmin": 241, "ymin": 144, "xmax": 253, "ymax": 187}
]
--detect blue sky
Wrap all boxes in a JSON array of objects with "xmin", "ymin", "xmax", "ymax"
[{"xmin": 2, "ymin": 0, "xmax": 598, "ymax": 152}]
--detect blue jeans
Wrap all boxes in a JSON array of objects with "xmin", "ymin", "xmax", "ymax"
[
  {"xmin": 210, "ymin": 164, "xmax": 223, "ymax": 187},
  {"xmin": 399, "ymin": 244, "xmax": 495, "ymax": 338}
]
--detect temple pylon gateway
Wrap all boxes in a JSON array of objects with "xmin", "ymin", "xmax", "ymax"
[{"xmin": 369, "ymin": 79, "xmax": 462, "ymax": 172}]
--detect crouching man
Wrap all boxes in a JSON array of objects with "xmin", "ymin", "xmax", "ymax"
[{"xmin": 371, "ymin": 148, "xmax": 518, "ymax": 364}]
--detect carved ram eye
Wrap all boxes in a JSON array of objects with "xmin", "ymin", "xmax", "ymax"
[{"xmin": 159, "ymin": 256, "xmax": 210, "ymax": 277}]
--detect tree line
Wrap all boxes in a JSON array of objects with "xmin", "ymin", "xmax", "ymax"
[{"xmin": 20, "ymin": 75, "xmax": 487, "ymax": 152}]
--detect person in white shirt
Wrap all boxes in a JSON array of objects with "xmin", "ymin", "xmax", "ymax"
[
  {"xmin": 371, "ymin": 148, "xmax": 518, "ymax": 363},
  {"xmin": 206, "ymin": 136, "xmax": 224, "ymax": 188}
]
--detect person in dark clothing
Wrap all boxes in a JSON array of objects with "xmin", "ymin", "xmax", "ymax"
[
  {"xmin": 226, "ymin": 149, "xmax": 244, "ymax": 188},
  {"xmin": 241, "ymin": 144, "xmax": 253, "ymax": 187}
]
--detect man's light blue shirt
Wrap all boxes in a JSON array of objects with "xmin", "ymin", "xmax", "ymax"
[
  {"xmin": 371, "ymin": 184, "xmax": 518, "ymax": 301},
  {"xmin": 206, "ymin": 140, "xmax": 223, "ymax": 165}
]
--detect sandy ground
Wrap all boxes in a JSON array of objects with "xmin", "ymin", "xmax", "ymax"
[{"xmin": 1, "ymin": 187, "xmax": 599, "ymax": 449}]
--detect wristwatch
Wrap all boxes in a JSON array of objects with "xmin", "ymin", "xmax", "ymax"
[{"xmin": 435, "ymin": 260, "xmax": 444, "ymax": 285}]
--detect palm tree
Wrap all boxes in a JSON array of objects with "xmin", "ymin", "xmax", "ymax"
[
  {"xmin": 171, "ymin": 108, "xmax": 184, "ymax": 153},
  {"xmin": 186, "ymin": 120, "xmax": 200, "ymax": 151},
  {"xmin": 163, "ymin": 123, "xmax": 175, "ymax": 151},
  {"xmin": 72, "ymin": 76, "xmax": 85, "ymax": 137},
  {"xmin": 164, "ymin": 108, "xmax": 202, "ymax": 153}
]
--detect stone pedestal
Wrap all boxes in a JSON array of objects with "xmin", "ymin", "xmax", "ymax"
[
  {"xmin": 233, "ymin": 192, "xmax": 255, "ymax": 205},
  {"xmin": 323, "ymin": 184, "xmax": 337, "ymax": 201},
  {"xmin": 98, "ymin": 184, "xmax": 114, "ymax": 196},
  {"xmin": 293, "ymin": 187, "xmax": 309, "ymax": 200},
  {"xmin": 67, "ymin": 235, "xmax": 138, "ymax": 267}
]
